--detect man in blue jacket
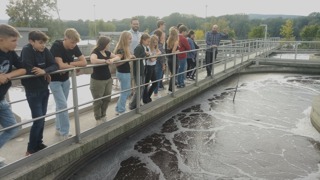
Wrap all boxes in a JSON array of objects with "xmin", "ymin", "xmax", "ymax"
[{"xmin": 205, "ymin": 24, "xmax": 228, "ymax": 77}]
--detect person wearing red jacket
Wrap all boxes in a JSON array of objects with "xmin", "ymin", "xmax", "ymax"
[{"xmin": 177, "ymin": 25, "xmax": 191, "ymax": 88}]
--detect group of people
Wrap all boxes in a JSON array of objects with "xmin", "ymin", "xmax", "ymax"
[
  {"xmin": 0, "ymin": 24, "xmax": 86, "ymax": 163},
  {"xmin": 0, "ymin": 18, "xmax": 229, "ymax": 165}
]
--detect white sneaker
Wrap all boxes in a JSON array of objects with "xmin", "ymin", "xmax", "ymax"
[
  {"xmin": 115, "ymin": 112, "xmax": 124, "ymax": 116},
  {"xmin": 154, "ymin": 94, "xmax": 162, "ymax": 99},
  {"xmin": 59, "ymin": 134, "xmax": 72, "ymax": 141},
  {"xmin": 96, "ymin": 119, "xmax": 103, "ymax": 126},
  {"xmin": 55, "ymin": 130, "xmax": 60, "ymax": 136},
  {"xmin": 0, "ymin": 156, "xmax": 5, "ymax": 163},
  {"xmin": 55, "ymin": 130, "xmax": 72, "ymax": 137},
  {"xmin": 101, "ymin": 116, "xmax": 107, "ymax": 122}
]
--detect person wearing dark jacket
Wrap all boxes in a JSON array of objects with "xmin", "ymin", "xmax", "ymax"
[
  {"xmin": 0, "ymin": 24, "xmax": 26, "ymax": 165},
  {"xmin": 129, "ymin": 34, "xmax": 150, "ymax": 110},
  {"xmin": 187, "ymin": 30, "xmax": 199, "ymax": 80},
  {"xmin": 205, "ymin": 24, "xmax": 228, "ymax": 77},
  {"xmin": 20, "ymin": 31, "xmax": 58, "ymax": 155}
]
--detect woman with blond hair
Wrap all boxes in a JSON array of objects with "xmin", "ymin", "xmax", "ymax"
[
  {"xmin": 143, "ymin": 35, "xmax": 161, "ymax": 103},
  {"xmin": 114, "ymin": 31, "xmax": 135, "ymax": 115},
  {"xmin": 165, "ymin": 27, "xmax": 179, "ymax": 93},
  {"xmin": 90, "ymin": 36, "xmax": 120, "ymax": 124}
]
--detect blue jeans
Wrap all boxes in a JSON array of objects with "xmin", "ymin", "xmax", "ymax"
[
  {"xmin": 154, "ymin": 61, "xmax": 163, "ymax": 94},
  {"xmin": 115, "ymin": 72, "xmax": 131, "ymax": 113},
  {"xmin": 26, "ymin": 89, "xmax": 49, "ymax": 153},
  {"xmin": 49, "ymin": 80, "xmax": 70, "ymax": 136},
  {"xmin": 178, "ymin": 58, "xmax": 187, "ymax": 86},
  {"xmin": 0, "ymin": 100, "xmax": 19, "ymax": 148}
]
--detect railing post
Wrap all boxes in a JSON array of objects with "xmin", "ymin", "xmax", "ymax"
[
  {"xmin": 255, "ymin": 40, "xmax": 258, "ymax": 57},
  {"xmin": 224, "ymin": 46, "xmax": 227, "ymax": 72},
  {"xmin": 136, "ymin": 59, "xmax": 141, "ymax": 114},
  {"xmin": 71, "ymin": 68, "xmax": 81, "ymax": 143},
  {"xmin": 294, "ymin": 42, "xmax": 298, "ymax": 60},
  {"xmin": 233, "ymin": 46, "xmax": 237, "ymax": 67},
  {"xmin": 195, "ymin": 50, "xmax": 199, "ymax": 87},
  {"xmin": 200, "ymin": 51, "xmax": 204, "ymax": 70},
  {"xmin": 211, "ymin": 48, "xmax": 215, "ymax": 78},
  {"xmin": 171, "ymin": 54, "xmax": 176, "ymax": 97},
  {"xmin": 241, "ymin": 43, "xmax": 244, "ymax": 64}
]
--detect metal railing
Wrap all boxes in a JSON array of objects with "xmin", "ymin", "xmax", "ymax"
[{"xmin": 0, "ymin": 38, "xmax": 280, "ymax": 173}]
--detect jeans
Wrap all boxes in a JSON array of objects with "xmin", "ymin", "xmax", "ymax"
[
  {"xmin": 49, "ymin": 80, "xmax": 70, "ymax": 136},
  {"xmin": 0, "ymin": 100, "xmax": 19, "ymax": 148},
  {"xmin": 154, "ymin": 61, "xmax": 163, "ymax": 94},
  {"xmin": 129, "ymin": 75, "xmax": 144, "ymax": 110},
  {"xmin": 90, "ymin": 78, "xmax": 113, "ymax": 120},
  {"xmin": 26, "ymin": 89, "xmax": 49, "ymax": 153},
  {"xmin": 115, "ymin": 72, "xmax": 131, "ymax": 113},
  {"xmin": 177, "ymin": 58, "xmax": 187, "ymax": 86}
]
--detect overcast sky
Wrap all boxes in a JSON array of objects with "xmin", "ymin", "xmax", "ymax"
[{"xmin": 0, "ymin": 0, "xmax": 319, "ymax": 21}]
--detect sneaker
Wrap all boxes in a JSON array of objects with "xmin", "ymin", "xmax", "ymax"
[
  {"xmin": 101, "ymin": 116, "xmax": 107, "ymax": 122},
  {"xmin": 37, "ymin": 143, "xmax": 47, "ymax": 151},
  {"xmin": 129, "ymin": 106, "xmax": 136, "ymax": 110},
  {"xmin": 153, "ymin": 94, "xmax": 161, "ymax": 99},
  {"xmin": 96, "ymin": 118, "xmax": 106, "ymax": 125},
  {"xmin": 55, "ymin": 130, "xmax": 60, "ymax": 136},
  {"xmin": 0, "ymin": 156, "xmax": 5, "ymax": 164},
  {"xmin": 96, "ymin": 120, "xmax": 102, "ymax": 126},
  {"xmin": 25, "ymin": 150, "xmax": 35, "ymax": 156},
  {"xmin": 0, "ymin": 162, "xmax": 6, "ymax": 168},
  {"xmin": 115, "ymin": 112, "xmax": 124, "ymax": 116},
  {"xmin": 59, "ymin": 134, "xmax": 72, "ymax": 141},
  {"xmin": 0, "ymin": 157, "xmax": 6, "ymax": 168},
  {"xmin": 56, "ymin": 130, "xmax": 72, "ymax": 136}
]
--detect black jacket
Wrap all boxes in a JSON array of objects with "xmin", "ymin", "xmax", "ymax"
[
  {"xmin": 132, "ymin": 44, "xmax": 149, "ymax": 77},
  {"xmin": 20, "ymin": 44, "xmax": 58, "ymax": 92}
]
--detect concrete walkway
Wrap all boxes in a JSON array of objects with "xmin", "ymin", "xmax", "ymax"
[
  {"xmin": 0, "ymin": 76, "xmax": 177, "ymax": 165},
  {"xmin": 0, "ymin": 66, "xmax": 215, "ymax": 166},
  {"xmin": 0, "ymin": 46, "xmax": 263, "ymax": 179}
]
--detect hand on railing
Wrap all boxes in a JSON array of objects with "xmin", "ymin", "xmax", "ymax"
[
  {"xmin": 31, "ymin": 67, "xmax": 46, "ymax": 76},
  {"xmin": 0, "ymin": 73, "xmax": 10, "ymax": 85},
  {"xmin": 145, "ymin": 51, "xmax": 150, "ymax": 57},
  {"xmin": 44, "ymin": 74, "xmax": 51, "ymax": 83}
]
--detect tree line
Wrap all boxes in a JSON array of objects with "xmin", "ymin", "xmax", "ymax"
[{"xmin": 5, "ymin": 0, "xmax": 320, "ymax": 42}]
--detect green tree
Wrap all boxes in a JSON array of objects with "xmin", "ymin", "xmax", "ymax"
[
  {"xmin": 88, "ymin": 19, "xmax": 117, "ymax": 38},
  {"xmin": 280, "ymin": 19, "xmax": 295, "ymax": 40},
  {"xmin": 6, "ymin": 0, "xmax": 56, "ymax": 27},
  {"xmin": 46, "ymin": 19, "xmax": 66, "ymax": 43},
  {"xmin": 300, "ymin": 24, "xmax": 320, "ymax": 41},
  {"xmin": 65, "ymin": 20, "xmax": 90, "ymax": 38},
  {"xmin": 248, "ymin": 26, "xmax": 265, "ymax": 39},
  {"xmin": 194, "ymin": 29, "xmax": 204, "ymax": 40}
]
